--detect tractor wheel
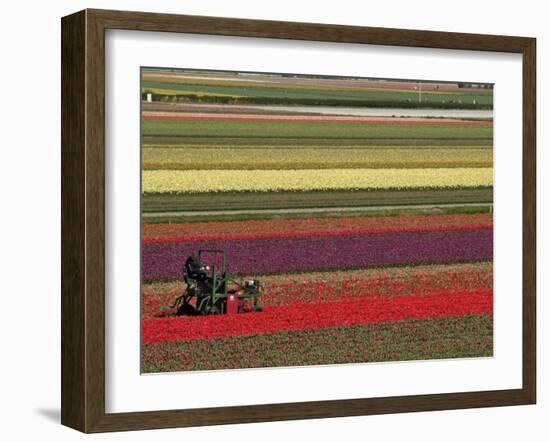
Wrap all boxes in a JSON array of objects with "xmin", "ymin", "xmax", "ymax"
[{"xmin": 176, "ymin": 301, "xmax": 197, "ymax": 316}]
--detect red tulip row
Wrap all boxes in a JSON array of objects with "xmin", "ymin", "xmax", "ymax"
[
  {"xmin": 141, "ymin": 264, "xmax": 493, "ymax": 320},
  {"xmin": 262, "ymin": 270, "xmax": 493, "ymax": 306},
  {"xmin": 141, "ymin": 288, "xmax": 492, "ymax": 344},
  {"xmin": 142, "ymin": 213, "xmax": 493, "ymax": 243},
  {"xmin": 142, "ymin": 223, "xmax": 492, "ymax": 245},
  {"xmin": 141, "ymin": 314, "xmax": 494, "ymax": 373}
]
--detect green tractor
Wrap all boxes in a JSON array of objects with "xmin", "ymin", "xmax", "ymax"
[{"xmin": 172, "ymin": 250, "xmax": 263, "ymax": 316}]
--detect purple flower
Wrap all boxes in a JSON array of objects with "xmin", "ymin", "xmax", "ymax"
[{"xmin": 142, "ymin": 228, "xmax": 493, "ymax": 281}]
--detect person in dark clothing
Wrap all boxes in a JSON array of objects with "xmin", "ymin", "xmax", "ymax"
[
  {"xmin": 185, "ymin": 252, "xmax": 213, "ymax": 294},
  {"xmin": 185, "ymin": 252, "xmax": 207, "ymax": 281}
]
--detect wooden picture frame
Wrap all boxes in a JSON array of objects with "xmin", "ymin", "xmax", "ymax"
[{"xmin": 61, "ymin": 8, "xmax": 536, "ymax": 433}]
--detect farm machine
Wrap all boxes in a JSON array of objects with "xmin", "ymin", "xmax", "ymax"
[{"xmin": 172, "ymin": 250, "xmax": 264, "ymax": 316}]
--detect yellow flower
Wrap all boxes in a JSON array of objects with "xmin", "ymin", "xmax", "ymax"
[{"xmin": 142, "ymin": 168, "xmax": 493, "ymax": 193}]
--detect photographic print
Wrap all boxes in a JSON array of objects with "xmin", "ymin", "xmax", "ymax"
[{"xmin": 140, "ymin": 67, "xmax": 494, "ymax": 374}]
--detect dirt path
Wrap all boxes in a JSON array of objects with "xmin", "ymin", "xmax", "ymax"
[{"xmin": 142, "ymin": 102, "xmax": 494, "ymax": 119}]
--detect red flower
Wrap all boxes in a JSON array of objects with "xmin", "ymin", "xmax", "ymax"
[{"xmin": 142, "ymin": 288, "xmax": 493, "ymax": 344}]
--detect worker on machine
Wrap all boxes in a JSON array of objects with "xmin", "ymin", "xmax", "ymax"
[{"xmin": 185, "ymin": 252, "xmax": 212, "ymax": 292}]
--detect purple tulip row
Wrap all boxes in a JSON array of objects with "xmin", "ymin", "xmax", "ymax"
[
  {"xmin": 141, "ymin": 228, "xmax": 493, "ymax": 281},
  {"xmin": 141, "ymin": 228, "xmax": 493, "ymax": 282}
]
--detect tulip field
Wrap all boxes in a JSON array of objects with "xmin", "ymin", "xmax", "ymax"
[{"xmin": 140, "ymin": 68, "xmax": 494, "ymax": 373}]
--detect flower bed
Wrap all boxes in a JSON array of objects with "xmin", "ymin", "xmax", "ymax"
[
  {"xmin": 141, "ymin": 227, "xmax": 493, "ymax": 281},
  {"xmin": 142, "ymin": 288, "xmax": 492, "ymax": 344}
]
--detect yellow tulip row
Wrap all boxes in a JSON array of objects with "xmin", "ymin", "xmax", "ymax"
[
  {"xmin": 141, "ymin": 147, "xmax": 492, "ymax": 170},
  {"xmin": 143, "ymin": 146, "xmax": 491, "ymax": 161},
  {"xmin": 142, "ymin": 168, "xmax": 493, "ymax": 193}
]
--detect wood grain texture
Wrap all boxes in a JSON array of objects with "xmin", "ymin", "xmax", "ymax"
[
  {"xmin": 522, "ymin": 38, "xmax": 536, "ymax": 403},
  {"xmin": 61, "ymin": 8, "xmax": 537, "ymax": 433},
  {"xmin": 61, "ymin": 10, "xmax": 86, "ymax": 431},
  {"xmin": 85, "ymin": 9, "xmax": 107, "ymax": 433},
  {"xmin": 89, "ymin": 8, "xmax": 532, "ymax": 52}
]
